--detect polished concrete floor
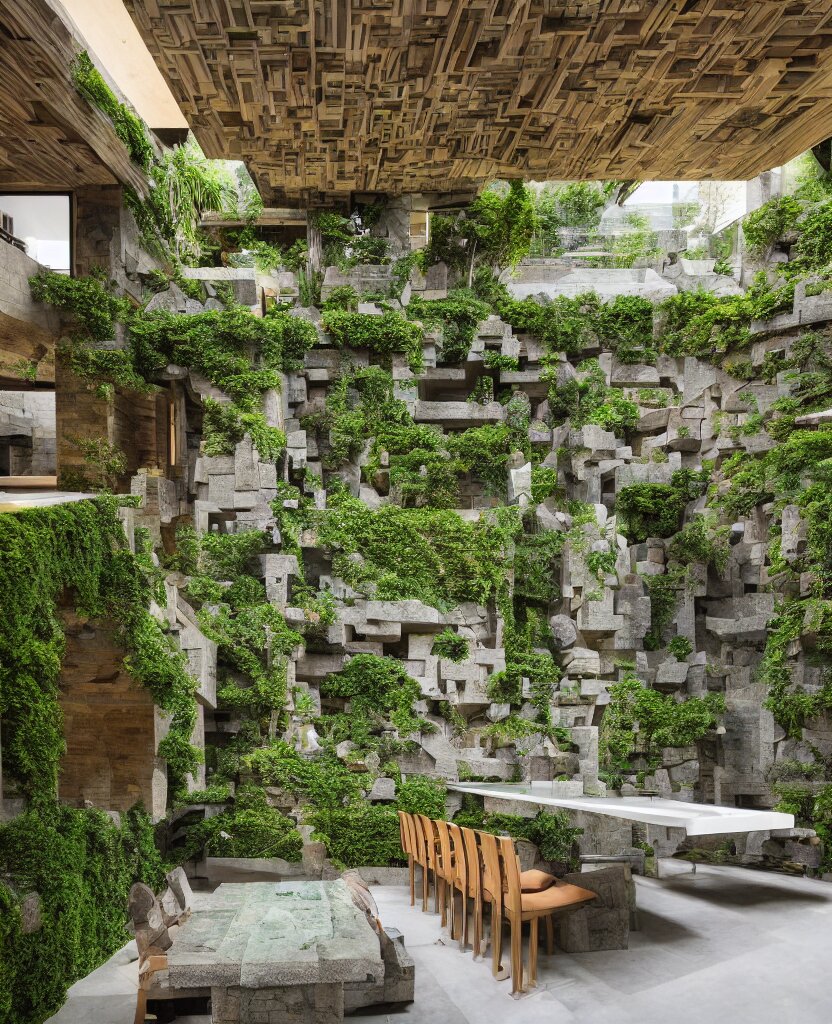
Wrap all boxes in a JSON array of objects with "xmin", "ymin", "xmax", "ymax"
[
  {"xmin": 354, "ymin": 862, "xmax": 832, "ymax": 1024},
  {"xmin": 46, "ymin": 862, "xmax": 832, "ymax": 1024}
]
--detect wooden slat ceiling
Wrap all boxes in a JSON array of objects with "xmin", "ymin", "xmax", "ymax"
[
  {"xmin": 124, "ymin": 0, "xmax": 832, "ymax": 206},
  {"xmin": 0, "ymin": 0, "xmax": 149, "ymax": 192}
]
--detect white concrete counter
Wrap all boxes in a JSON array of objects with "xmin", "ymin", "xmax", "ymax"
[{"xmin": 448, "ymin": 782, "xmax": 794, "ymax": 836}]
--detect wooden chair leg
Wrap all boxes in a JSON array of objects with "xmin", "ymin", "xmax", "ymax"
[
  {"xmin": 134, "ymin": 987, "xmax": 147, "ymax": 1024},
  {"xmin": 545, "ymin": 914, "xmax": 555, "ymax": 956},
  {"xmin": 528, "ymin": 917, "xmax": 539, "ymax": 989},
  {"xmin": 434, "ymin": 871, "xmax": 440, "ymax": 914},
  {"xmin": 472, "ymin": 891, "xmax": 482, "ymax": 959},
  {"xmin": 409, "ymin": 855, "xmax": 415, "ymax": 907},
  {"xmin": 421, "ymin": 864, "xmax": 429, "ymax": 912},
  {"xmin": 491, "ymin": 902, "xmax": 505, "ymax": 979},
  {"xmin": 460, "ymin": 892, "xmax": 469, "ymax": 950},
  {"xmin": 510, "ymin": 919, "xmax": 523, "ymax": 996}
]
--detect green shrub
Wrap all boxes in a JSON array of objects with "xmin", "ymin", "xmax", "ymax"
[
  {"xmin": 0, "ymin": 805, "xmax": 164, "ymax": 1024},
  {"xmin": 742, "ymin": 195, "xmax": 802, "ymax": 256},
  {"xmin": 616, "ymin": 483, "xmax": 685, "ymax": 542},
  {"xmin": 71, "ymin": 51, "xmax": 153, "ymax": 169},
  {"xmin": 309, "ymin": 804, "xmax": 404, "ymax": 868},
  {"xmin": 407, "ymin": 291, "xmax": 490, "ymax": 364},
  {"xmin": 321, "ymin": 285, "xmax": 359, "ymax": 312},
  {"xmin": 174, "ymin": 787, "xmax": 302, "ymax": 862},
  {"xmin": 600, "ymin": 675, "xmax": 725, "ymax": 776},
  {"xmin": 320, "ymin": 655, "xmax": 428, "ymax": 745},
  {"xmin": 667, "ymin": 635, "xmax": 693, "ymax": 661},
  {"xmin": 396, "ymin": 776, "xmax": 447, "ymax": 818},
  {"xmin": 322, "ymin": 310, "xmax": 424, "ymax": 372},
  {"xmin": 452, "ymin": 805, "xmax": 581, "ymax": 866},
  {"xmin": 30, "ymin": 270, "xmax": 128, "ymax": 342},
  {"xmin": 314, "ymin": 489, "xmax": 520, "ymax": 609},
  {"xmin": 431, "ymin": 628, "xmax": 470, "ymax": 662}
]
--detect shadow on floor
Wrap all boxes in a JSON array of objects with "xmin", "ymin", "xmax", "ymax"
[
  {"xmin": 657, "ymin": 873, "xmax": 831, "ymax": 908},
  {"xmin": 632, "ymin": 907, "xmax": 701, "ymax": 943}
]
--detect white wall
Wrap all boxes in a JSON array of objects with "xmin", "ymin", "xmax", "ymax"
[{"xmin": 0, "ymin": 195, "xmax": 70, "ymax": 272}]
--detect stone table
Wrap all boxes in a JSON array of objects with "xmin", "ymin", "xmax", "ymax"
[{"xmin": 167, "ymin": 880, "xmax": 384, "ymax": 1023}]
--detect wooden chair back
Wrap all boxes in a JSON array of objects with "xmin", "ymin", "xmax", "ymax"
[
  {"xmin": 460, "ymin": 826, "xmax": 481, "ymax": 897},
  {"xmin": 496, "ymin": 835, "xmax": 523, "ymax": 915},
  {"xmin": 434, "ymin": 817, "xmax": 454, "ymax": 883},
  {"xmin": 477, "ymin": 830, "xmax": 503, "ymax": 910},
  {"xmin": 415, "ymin": 814, "xmax": 438, "ymax": 872},
  {"xmin": 447, "ymin": 821, "xmax": 468, "ymax": 891},
  {"xmin": 398, "ymin": 810, "xmax": 413, "ymax": 857}
]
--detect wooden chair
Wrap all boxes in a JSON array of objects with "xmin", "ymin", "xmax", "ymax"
[
  {"xmin": 433, "ymin": 817, "xmax": 457, "ymax": 932},
  {"xmin": 414, "ymin": 813, "xmax": 441, "ymax": 913},
  {"xmin": 460, "ymin": 825, "xmax": 484, "ymax": 958},
  {"xmin": 408, "ymin": 810, "xmax": 431, "ymax": 911},
  {"xmin": 496, "ymin": 835, "xmax": 597, "ymax": 995},
  {"xmin": 470, "ymin": 828, "xmax": 560, "ymax": 971},
  {"xmin": 447, "ymin": 822, "xmax": 470, "ymax": 949},
  {"xmin": 398, "ymin": 811, "xmax": 418, "ymax": 907},
  {"xmin": 477, "ymin": 829, "xmax": 507, "ymax": 978}
]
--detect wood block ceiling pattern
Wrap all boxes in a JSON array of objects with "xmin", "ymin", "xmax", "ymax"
[
  {"xmin": 126, "ymin": 0, "xmax": 832, "ymax": 206},
  {"xmin": 0, "ymin": 1, "xmax": 149, "ymax": 192}
]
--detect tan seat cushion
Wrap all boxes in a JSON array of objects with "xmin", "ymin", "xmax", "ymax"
[
  {"xmin": 521, "ymin": 882, "xmax": 597, "ymax": 913},
  {"xmin": 519, "ymin": 868, "xmax": 556, "ymax": 893}
]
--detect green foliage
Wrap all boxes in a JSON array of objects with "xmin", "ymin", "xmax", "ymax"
[
  {"xmin": 30, "ymin": 270, "xmax": 128, "ymax": 342},
  {"xmin": 594, "ymin": 295, "xmax": 656, "ymax": 363},
  {"xmin": 202, "ymin": 398, "xmax": 285, "ymax": 460},
  {"xmin": 423, "ymin": 181, "xmax": 534, "ymax": 276},
  {"xmin": 0, "ymin": 804, "xmax": 164, "ymax": 1024},
  {"xmin": 643, "ymin": 568, "xmax": 688, "ymax": 651},
  {"xmin": 309, "ymin": 804, "xmax": 404, "ymax": 868},
  {"xmin": 321, "ymin": 655, "xmax": 428, "ymax": 744},
  {"xmin": 608, "ymin": 213, "xmax": 660, "ymax": 268},
  {"xmin": 174, "ymin": 782, "xmax": 232, "ymax": 806},
  {"xmin": 511, "ymin": 529, "xmax": 565, "ymax": 605},
  {"xmin": 322, "ymin": 310, "xmax": 424, "ymax": 372},
  {"xmin": 657, "ymin": 279, "xmax": 792, "ymax": 358},
  {"xmin": 431, "ymin": 628, "xmax": 470, "ymax": 663},
  {"xmin": 396, "ymin": 775, "xmax": 447, "ymax": 818},
  {"xmin": 452, "ymin": 805, "xmax": 582, "ymax": 866},
  {"xmin": 618, "ymin": 469, "xmax": 708, "ymax": 544},
  {"xmin": 616, "ymin": 483, "xmax": 685, "ymax": 542},
  {"xmin": 71, "ymin": 51, "xmax": 153, "ymax": 169},
  {"xmin": 546, "ymin": 357, "xmax": 639, "ymax": 433},
  {"xmin": 530, "ymin": 466, "xmax": 560, "ymax": 504},
  {"xmin": 668, "ymin": 515, "xmax": 730, "ymax": 573},
  {"xmin": 499, "ymin": 293, "xmax": 600, "ymax": 355},
  {"xmin": 173, "ymin": 786, "xmax": 302, "ymax": 862},
  {"xmin": 600, "ymin": 675, "xmax": 725, "ymax": 778},
  {"xmin": 742, "ymin": 195, "xmax": 803, "ymax": 257},
  {"xmin": 67, "ymin": 436, "xmax": 127, "ymax": 490},
  {"xmin": 407, "ymin": 291, "xmax": 490, "ymax": 364},
  {"xmin": 789, "ymin": 198, "xmax": 832, "ymax": 275},
  {"xmin": 243, "ymin": 742, "xmax": 369, "ymax": 809},
  {"xmin": 761, "ymin": 599, "xmax": 832, "ymax": 737},
  {"xmin": 130, "ymin": 307, "xmax": 288, "ymax": 407},
  {"xmin": 321, "ymin": 285, "xmax": 359, "ymax": 312},
  {"xmin": 667, "ymin": 635, "xmax": 693, "ymax": 661},
  {"xmin": 314, "ymin": 489, "xmax": 520, "ymax": 609},
  {"xmin": 0, "ymin": 498, "xmax": 198, "ymax": 803},
  {"xmin": 142, "ymin": 137, "xmax": 237, "ymax": 264},
  {"xmin": 483, "ymin": 351, "xmax": 520, "ymax": 371}
]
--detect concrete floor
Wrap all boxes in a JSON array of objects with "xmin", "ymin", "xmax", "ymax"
[
  {"xmin": 354, "ymin": 862, "xmax": 832, "ymax": 1024},
  {"xmin": 46, "ymin": 862, "xmax": 832, "ymax": 1024}
]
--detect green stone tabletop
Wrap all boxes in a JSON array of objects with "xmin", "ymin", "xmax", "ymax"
[{"xmin": 166, "ymin": 880, "xmax": 383, "ymax": 990}]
